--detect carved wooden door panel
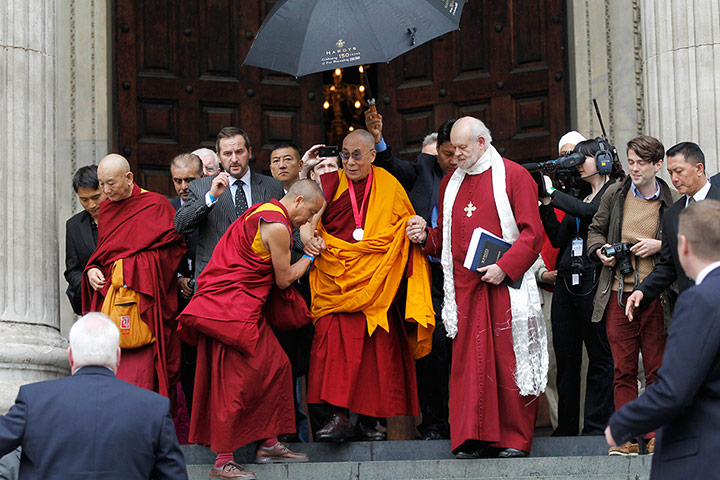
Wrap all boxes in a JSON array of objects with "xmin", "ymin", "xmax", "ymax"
[
  {"xmin": 116, "ymin": 0, "xmax": 324, "ymax": 197},
  {"xmin": 376, "ymin": 0, "xmax": 566, "ymax": 165}
]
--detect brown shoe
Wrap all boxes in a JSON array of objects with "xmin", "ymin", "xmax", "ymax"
[
  {"xmin": 255, "ymin": 442, "xmax": 309, "ymax": 464},
  {"xmin": 209, "ymin": 461, "xmax": 257, "ymax": 479},
  {"xmin": 608, "ymin": 441, "xmax": 639, "ymax": 456},
  {"xmin": 315, "ymin": 412, "xmax": 354, "ymax": 442}
]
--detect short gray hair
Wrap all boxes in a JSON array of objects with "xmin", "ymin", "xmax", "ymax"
[
  {"xmin": 192, "ymin": 148, "xmax": 220, "ymax": 169},
  {"xmin": 422, "ymin": 132, "xmax": 438, "ymax": 149},
  {"xmin": 69, "ymin": 313, "xmax": 120, "ymax": 370}
]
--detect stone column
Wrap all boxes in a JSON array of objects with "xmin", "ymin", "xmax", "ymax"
[
  {"xmin": 566, "ymin": 0, "xmax": 644, "ymax": 152},
  {"xmin": 0, "ymin": 0, "xmax": 71, "ymax": 413},
  {"xmin": 642, "ymin": 0, "xmax": 720, "ymax": 174}
]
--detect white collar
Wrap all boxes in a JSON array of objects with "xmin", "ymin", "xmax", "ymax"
[{"xmin": 695, "ymin": 260, "xmax": 720, "ymax": 285}]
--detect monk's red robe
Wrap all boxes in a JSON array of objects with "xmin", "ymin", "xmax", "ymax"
[
  {"xmin": 82, "ymin": 184, "xmax": 185, "ymax": 396},
  {"xmin": 424, "ymin": 159, "xmax": 544, "ymax": 452},
  {"xmin": 307, "ymin": 167, "xmax": 434, "ymax": 417},
  {"xmin": 178, "ymin": 200, "xmax": 311, "ymax": 452}
]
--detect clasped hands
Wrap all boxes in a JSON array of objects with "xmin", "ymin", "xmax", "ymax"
[
  {"xmin": 405, "ymin": 215, "xmax": 507, "ymax": 285},
  {"xmin": 303, "ymin": 231, "xmax": 326, "ymax": 258}
]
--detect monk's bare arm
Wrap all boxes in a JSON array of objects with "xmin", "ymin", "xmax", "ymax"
[{"xmin": 261, "ymin": 221, "xmax": 313, "ymax": 289}]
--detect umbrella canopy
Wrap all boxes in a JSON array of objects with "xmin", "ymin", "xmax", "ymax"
[{"xmin": 243, "ymin": 0, "xmax": 466, "ymax": 77}]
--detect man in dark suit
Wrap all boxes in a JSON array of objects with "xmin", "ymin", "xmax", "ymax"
[
  {"xmin": 64, "ymin": 165, "xmax": 105, "ymax": 315},
  {"xmin": 175, "ymin": 127, "xmax": 285, "ymax": 279},
  {"xmin": 169, "ymin": 153, "xmax": 202, "ymax": 415},
  {"xmin": 0, "ymin": 312, "xmax": 188, "ymax": 480},
  {"xmin": 606, "ymin": 199, "xmax": 720, "ymax": 479},
  {"xmin": 626, "ymin": 142, "xmax": 720, "ymax": 320},
  {"xmin": 365, "ymin": 110, "xmax": 458, "ymax": 440},
  {"xmin": 169, "ymin": 153, "xmax": 202, "ymax": 302},
  {"xmin": 710, "ymin": 172, "xmax": 720, "ymax": 186}
]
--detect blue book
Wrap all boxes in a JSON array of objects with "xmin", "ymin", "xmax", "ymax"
[{"xmin": 463, "ymin": 227, "xmax": 522, "ymax": 289}]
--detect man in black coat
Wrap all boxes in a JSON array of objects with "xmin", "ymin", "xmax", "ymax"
[
  {"xmin": 0, "ymin": 313, "xmax": 188, "ymax": 480},
  {"xmin": 626, "ymin": 142, "xmax": 720, "ymax": 320},
  {"xmin": 365, "ymin": 110, "xmax": 457, "ymax": 440},
  {"xmin": 174, "ymin": 127, "xmax": 284, "ymax": 280},
  {"xmin": 64, "ymin": 165, "xmax": 105, "ymax": 315},
  {"xmin": 607, "ymin": 199, "xmax": 720, "ymax": 479}
]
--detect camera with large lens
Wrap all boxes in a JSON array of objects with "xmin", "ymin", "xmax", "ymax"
[{"xmin": 601, "ymin": 242, "xmax": 634, "ymax": 277}]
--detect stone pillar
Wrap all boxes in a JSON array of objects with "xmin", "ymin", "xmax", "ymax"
[
  {"xmin": 566, "ymin": 0, "xmax": 644, "ymax": 152},
  {"xmin": 642, "ymin": 0, "xmax": 720, "ymax": 174},
  {"xmin": 0, "ymin": 0, "xmax": 71, "ymax": 413},
  {"xmin": 56, "ymin": 0, "xmax": 113, "ymax": 335}
]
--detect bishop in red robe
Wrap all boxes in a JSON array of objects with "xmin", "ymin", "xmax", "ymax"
[
  {"xmin": 178, "ymin": 181, "xmax": 325, "ymax": 478},
  {"xmin": 82, "ymin": 154, "xmax": 185, "ymax": 397},
  {"xmin": 412, "ymin": 117, "xmax": 545, "ymax": 457}
]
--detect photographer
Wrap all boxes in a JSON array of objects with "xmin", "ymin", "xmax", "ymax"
[
  {"xmin": 539, "ymin": 139, "xmax": 622, "ymax": 436},
  {"xmin": 586, "ymin": 135, "xmax": 680, "ymax": 455}
]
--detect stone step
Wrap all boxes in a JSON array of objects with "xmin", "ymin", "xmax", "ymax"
[
  {"xmin": 182, "ymin": 437, "xmax": 652, "ymax": 480},
  {"xmin": 186, "ymin": 456, "xmax": 651, "ymax": 480},
  {"xmin": 181, "ymin": 436, "xmax": 613, "ymax": 465}
]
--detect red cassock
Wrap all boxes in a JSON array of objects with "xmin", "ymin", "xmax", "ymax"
[
  {"xmin": 307, "ymin": 171, "xmax": 423, "ymax": 418},
  {"xmin": 178, "ymin": 200, "xmax": 312, "ymax": 453},
  {"xmin": 424, "ymin": 159, "xmax": 544, "ymax": 452},
  {"xmin": 82, "ymin": 184, "xmax": 185, "ymax": 397}
]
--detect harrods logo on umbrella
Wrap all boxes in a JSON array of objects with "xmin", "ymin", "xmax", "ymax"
[
  {"xmin": 322, "ymin": 39, "xmax": 361, "ymax": 67},
  {"xmin": 443, "ymin": 0, "xmax": 459, "ymax": 15}
]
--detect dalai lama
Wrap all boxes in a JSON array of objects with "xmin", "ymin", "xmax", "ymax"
[{"xmin": 307, "ymin": 129, "xmax": 435, "ymax": 440}]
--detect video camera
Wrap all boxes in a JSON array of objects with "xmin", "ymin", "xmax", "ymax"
[{"xmin": 526, "ymin": 99, "xmax": 619, "ymax": 197}]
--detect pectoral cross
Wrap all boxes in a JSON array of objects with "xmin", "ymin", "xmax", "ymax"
[{"xmin": 464, "ymin": 201, "xmax": 476, "ymax": 217}]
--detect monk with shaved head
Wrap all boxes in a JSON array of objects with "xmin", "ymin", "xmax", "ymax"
[
  {"xmin": 83, "ymin": 154, "xmax": 185, "ymax": 397},
  {"xmin": 178, "ymin": 179, "xmax": 326, "ymax": 477}
]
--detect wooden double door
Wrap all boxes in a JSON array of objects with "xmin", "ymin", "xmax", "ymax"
[{"xmin": 116, "ymin": 0, "xmax": 567, "ymax": 197}]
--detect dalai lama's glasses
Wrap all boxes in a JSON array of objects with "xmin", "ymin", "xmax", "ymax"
[{"xmin": 340, "ymin": 148, "xmax": 374, "ymax": 162}]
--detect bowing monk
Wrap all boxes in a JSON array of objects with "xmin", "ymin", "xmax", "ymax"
[
  {"xmin": 82, "ymin": 154, "xmax": 185, "ymax": 396},
  {"xmin": 178, "ymin": 180, "xmax": 326, "ymax": 480},
  {"xmin": 308, "ymin": 129, "xmax": 435, "ymax": 441},
  {"xmin": 409, "ymin": 117, "xmax": 546, "ymax": 458}
]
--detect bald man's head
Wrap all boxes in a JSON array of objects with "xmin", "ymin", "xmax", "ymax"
[
  {"xmin": 282, "ymin": 179, "xmax": 326, "ymax": 228},
  {"xmin": 97, "ymin": 154, "xmax": 134, "ymax": 201}
]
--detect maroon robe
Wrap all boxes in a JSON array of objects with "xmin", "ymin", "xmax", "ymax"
[
  {"xmin": 424, "ymin": 159, "xmax": 544, "ymax": 452},
  {"xmin": 178, "ymin": 200, "xmax": 312, "ymax": 452},
  {"xmin": 307, "ymin": 170, "xmax": 419, "ymax": 417},
  {"xmin": 82, "ymin": 184, "xmax": 185, "ymax": 396}
]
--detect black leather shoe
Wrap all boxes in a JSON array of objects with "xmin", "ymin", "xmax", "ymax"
[
  {"xmin": 454, "ymin": 442, "xmax": 496, "ymax": 459},
  {"xmin": 497, "ymin": 448, "xmax": 529, "ymax": 458},
  {"xmin": 354, "ymin": 422, "xmax": 387, "ymax": 441},
  {"xmin": 315, "ymin": 413, "xmax": 354, "ymax": 442},
  {"xmin": 422, "ymin": 431, "xmax": 443, "ymax": 441}
]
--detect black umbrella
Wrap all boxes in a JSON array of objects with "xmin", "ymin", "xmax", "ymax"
[{"xmin": 243, "ymin": 0, "xmax": 466, "ymax": 77}]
